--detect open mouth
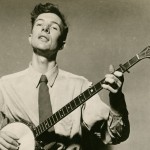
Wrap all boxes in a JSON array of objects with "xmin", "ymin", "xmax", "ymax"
[{"xmin": 39, "ymin": 35, "xmax": 49, "ymax": 42}]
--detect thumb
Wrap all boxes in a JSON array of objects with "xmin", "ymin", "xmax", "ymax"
[{"xmin": 109, "ymin": 64, "xmax": 115, "ymax": 74}]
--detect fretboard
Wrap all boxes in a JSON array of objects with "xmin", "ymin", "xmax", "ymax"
[{"xmin": 33, "ymin": 53, "xmax": 141, "ymax": 138}]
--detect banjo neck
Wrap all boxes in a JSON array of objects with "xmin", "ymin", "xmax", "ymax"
[{"xmin": 33, "ymin": 46, "xmax": 150, "ymax": 139}]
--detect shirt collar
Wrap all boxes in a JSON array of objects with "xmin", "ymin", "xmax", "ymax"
[{"xmin": 28, "ymin": 63, "xmax": 59, "ymax": 88}]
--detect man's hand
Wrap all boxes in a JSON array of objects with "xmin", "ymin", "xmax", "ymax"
[
  {"xmin": 0, "ymin": 131, "xmax": 19, "ymax": 150},
  {"xmin": 102, "ymin": 64, "xmax": 124, "ymax": 93}
]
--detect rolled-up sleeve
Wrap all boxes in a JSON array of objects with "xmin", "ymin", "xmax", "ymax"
[
  {"xmin": 0, "ymin": 79, "xmax": 10, "ymax": 129},
  {"xmin": 106, "ymin": 110, "xmax": 130, "ymax": 144}
]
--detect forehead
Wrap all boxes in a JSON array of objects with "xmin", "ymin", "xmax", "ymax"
[{"xmin": 36, "ymin": 13, "xmax": 63, "ymax": 26}]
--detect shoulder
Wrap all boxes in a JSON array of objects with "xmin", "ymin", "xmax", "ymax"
[
  {"xmin": 59, "ymin": 69, "xmax": 87, "ymax": 80},
  {"xmin": 58, "ymin": 69, "xmax": 92, "ymax": 88},
  {"xmin": 0, "ymin": 68, "xmax": 28, "ymax": 83}
]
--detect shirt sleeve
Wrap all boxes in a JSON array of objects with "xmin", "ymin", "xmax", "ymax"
[
  {"xmin": 81, "ymin": 79, "xmax": 130, "ymax": 144},
  {"xmin": 0, "ymin": 79, "xmax": 4, "ymax": 111},
  {"xmin": 0, "ymin": 78, "xmax": 10, "ymax": 129}
]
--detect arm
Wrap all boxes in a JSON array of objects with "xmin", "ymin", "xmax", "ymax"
[
  {"xmin": 102, "ymin": 65, "xmax": 130, "ymax": 144},
  {"xmin": 82, "ymin": 65, "xmax": 130, "ymax": 144},
  {"xmin": 0, "ymin": 79, "xmax": 19, "ymax": 150},
  {"xmin": 106, "ymin": 92, "xmax": 130, "ymax": 144}
]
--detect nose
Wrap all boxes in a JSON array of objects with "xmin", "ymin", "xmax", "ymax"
[{"xmin": 42, "ymin": 25, "xmax": 50, "ymax": 34}]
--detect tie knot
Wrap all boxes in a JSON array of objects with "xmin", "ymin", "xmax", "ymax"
[{"xmin": 40, "ymin": 75, "xmax": 48, "ymax": 84}]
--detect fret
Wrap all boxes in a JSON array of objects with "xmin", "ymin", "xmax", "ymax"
[
  {"xmin": 122, "ymin": 62, "xmax": 130, "ymax": 72},
  {"xmin": 66, "ymin": 103, "xmax": 72, "ymax": 112},
  {"xmin": 70, "ymin": 100, "xmax": 76, "ymax": 109},
  {"xmin": 94, "ymin": 82, "xmax": 102, "ymax": 92},
  {"xmin": 74, "ymin": 97, "xmax": 81, "ymax": 106},
  {"xmin": 88, "ymin": 86, "xmax": 96, "ymax": 95},
  {"xmin": 62, "ymin": 106, "xmax": 68, "ymax": 114},
  {"xmin": 129, "ymin": 55, "xmax": 139, "ymax": 66},
  {"xmin": 44, "ymin": 120, "xmax": 49, "ymax": 128},
  {"xmin": 59, "ymin": 109, "xmax": 65, "ymax": 117},
  {"xmin": 52, "ymin": 114, "xmax": 58, "ymax": 123},
  {"xmin": 35, "ymin": 127, "xmax": 40, "ymax": 137},
  {"xmin": 47, "ymin": 117, "xmax": 52, "ymax": 127},
  {"xmin": 34, "ymin": 129, "xmax": 39, "ymax": 137},
  {"xmin": 42, "ymin": 122, "xmax": 47, "ymax": 131},
  {"xmin": 40, "ymin": 123, "xmax": 44, "ymax": 132},
  {"xmin": 83, "ymin": 89, "xmax": 91, "ymax": 99},
  {"xmin": 78, "ymin": 94, "xmax": 85, "ymax": 103},
  {"xmin": 118, "ymin": 55, "xmax": 139, "ymax": 73},
  {"xmin": 50, "ymin": 116, "xmax": 55, "ymax": 125},
  {"xmin": 38, "ymin": 126, "xmax": 41, "ymax": 135},
  {"xmin": 55, "ymin": 111, "xmax": 61, "ymax": 121},
  {"xmin": 57, "ymin": 109, "xmax": 62, "ymax": 119},
  {"xmin": 38, "ymin": 125, "xmax": 42, "ymax": 134}
]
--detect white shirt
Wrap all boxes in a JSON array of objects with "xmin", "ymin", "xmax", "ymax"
[{"xmin": 0, "ymin": 64, "xmax": 128, "ymax": 149}]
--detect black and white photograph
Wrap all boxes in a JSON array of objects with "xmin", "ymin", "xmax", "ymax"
[{"xmin": 0, "ymin": 0, "xmax": 149, "ymax": 150}]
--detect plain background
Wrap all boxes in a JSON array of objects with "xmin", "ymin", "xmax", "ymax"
[{"xmin": 0, "ymin": 0, "xmax": 150, "ymax": 149}]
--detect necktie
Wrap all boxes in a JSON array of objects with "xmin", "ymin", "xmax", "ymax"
[
  {"xmin": 38, "ymin": 75, "xmax": 53, "ymax": 124},
  {"xmin": 38, "ymin": 75, "xmax": 58, "ymax": 149}
]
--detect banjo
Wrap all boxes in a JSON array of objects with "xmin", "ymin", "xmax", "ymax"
[{"xmin": 2, "ymin": 46, "xmax": 150, "ymax": 150}]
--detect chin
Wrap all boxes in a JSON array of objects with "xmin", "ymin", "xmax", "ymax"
[
  {"xmin": 33, "ymin": 48, "xmax": 58, "ymax": 60},
  {"xmin": 36, "ymin": 45, "xmax": 50, "ymax": 51}
]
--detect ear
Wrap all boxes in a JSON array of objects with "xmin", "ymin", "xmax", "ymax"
[
  {"xmin": 58, "ymin": 40, "xmax": 66, "ymax": 51},
  {"xmin": 28, "ymin": 34, "xmax": 32, "ymax": 44}
]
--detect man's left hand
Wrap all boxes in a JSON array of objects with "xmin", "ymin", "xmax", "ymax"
[{"xmin": 102, "ymin": 64, "xmax": 124, "ymax": 93}]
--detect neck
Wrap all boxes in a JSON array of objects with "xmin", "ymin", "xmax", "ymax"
[{"xmin": 31, "ymin": 53, "xmax": 56, "ymax": 74}]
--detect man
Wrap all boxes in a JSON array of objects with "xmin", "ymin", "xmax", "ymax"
[{"xmin": 0, "ymin": 3, "xmax": 129, "ymax": 150}]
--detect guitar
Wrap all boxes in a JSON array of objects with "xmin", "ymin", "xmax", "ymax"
[{"xmin": 1, "ymin": 46, "xmax": 150, "ymax": 150}]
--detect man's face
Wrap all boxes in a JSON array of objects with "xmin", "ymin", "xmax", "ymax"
[{"xmin": 29, "ymin": 13, "xmax": 63, "ymax": 51}]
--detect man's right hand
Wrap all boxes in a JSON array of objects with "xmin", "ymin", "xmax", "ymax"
[{"xmin": 0, "ymin": 131, "xmax": 19, "ymax": 150}]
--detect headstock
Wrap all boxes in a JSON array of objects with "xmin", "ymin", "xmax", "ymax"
[{"xmin": 138, "ymin": 46, "xmax": 150, "ymax": 60}]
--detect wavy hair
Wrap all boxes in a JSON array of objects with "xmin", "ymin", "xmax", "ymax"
[{"xmin": 31, "ymin": 3, "xmax": 68, "ymax": 49}]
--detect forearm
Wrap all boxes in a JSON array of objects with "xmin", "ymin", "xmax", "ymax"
[
  {"xmin": 106, "ymin": 91, "xmax": 130, "ymax": 144},
  {"xmin": 82, "ymin": 92, "xmax": 130, "ymax": 144},
  {"xmin": 109, "ymin": 91, "xmax": 128, "ymax": 116},
  {"xmin": 106, "ymin": 109, "xmax": 130, "ymax": 144}
]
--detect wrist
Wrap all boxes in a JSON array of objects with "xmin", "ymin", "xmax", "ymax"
[{"xmin": 109, "ymin": 91, "xmax": 128, "ymax": 116}]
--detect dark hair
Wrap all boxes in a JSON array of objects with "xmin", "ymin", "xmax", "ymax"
[{"xmin": 31, "ymin": 3, "xmax": 68, "ymax": 49}]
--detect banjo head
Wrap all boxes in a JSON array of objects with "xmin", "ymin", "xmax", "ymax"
[{"xmin": 2, "ymin": 122, "xmax": 35, "ymax": 150}]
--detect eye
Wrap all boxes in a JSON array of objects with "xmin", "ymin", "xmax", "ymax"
[
  {"xmin": 52, "ymin": 27, "xmax": 58, "ymax": 30},
  {"xmin": 35, "ymin": 21, "xmax": 43, "ymax": 26},
  {"xmin": 50, "ymin": 24, "xmax": 59, "ymax": 31},
  {"xmin": 36, "ymin": 23, "xmax": 42, "ymax": 26},
  {"xmin": 51, "ymin": 26, "xmax": 58, "ymax": 30}
]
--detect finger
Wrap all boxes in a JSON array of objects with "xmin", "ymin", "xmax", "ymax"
[
  {"xmin": 103, "ymin": 75, "xmax": 122, "ymax": 90},
  {"xmin": 114, "ymin": 71, "xmax": 124, "ymax": 83},
  {"xmin": 105, "ymin": 74, "xmax": 120, "ymax": 85},
  {"xmin": 102, "ymin": 84, "xmax": 118, "ymax": 93},
  {"xmin": 105, "ymin": 72, "xmax": 123, "ymax": 85},
  {"xmin": 5, "ymin": 131, "xmax": 19, "ymax": 140},
  {"xmin": 109, "ymin": 64, "xmax": 115, "ymax": 74},
  {"xmin": 0, "ymin": 137, "xmax": 18, "ymax": 150},
  {"xmin": 0, "ymin": 144, "xmax": 7, "ymax": 150},
  {"xmin": 105, "ymin": 74, "xmax": 116, "ymax": 80},
  {"xmin": 114, "ymin": 71, "xmax": 123, "ymax": 78},
  {"xmin": 103, "ymin": 80, "xmax": 119, "ymax": 90},
  {"xmin": 104, "ymin": 77, "xmax": 114, "ymax": 84},
  {"xmin": 0, "ymin": 132, "xmax": 19, "ymax": 146}
]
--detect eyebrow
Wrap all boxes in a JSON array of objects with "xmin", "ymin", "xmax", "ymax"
[{"xmin": 35, "ymin": 19, "xmax": 62, "ymax": 30}]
